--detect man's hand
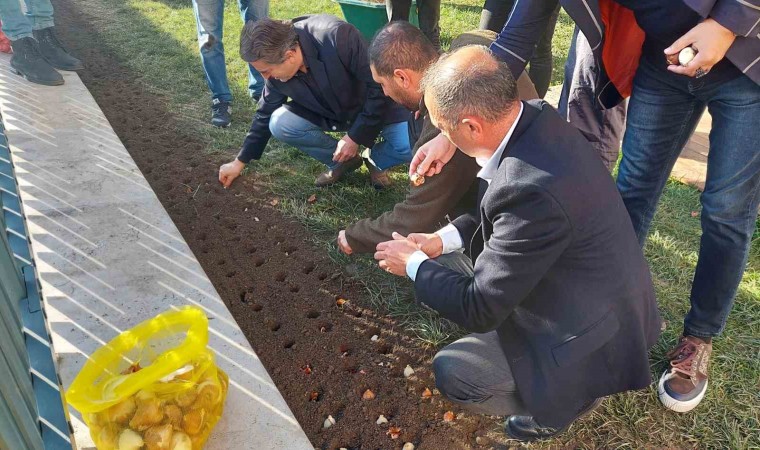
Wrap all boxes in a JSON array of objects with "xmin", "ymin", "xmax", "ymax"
[
  {"xmin": 333, "ymin": 135, "xmax": 359, "ymax": 163},
  {"xmin": 665, "ymin": 18, "xmax": 736, "ymax": 78},
  {"xmin": 409, "ymin": 133, "xmax": 456, "ymax": 178},
  {"xmin": 219, "ymin": 159, "xmax": 246, "ymax": 188},
  {"xmin": 407, "ymin": 232, "xmax": 443, "ymax": 258},
  {"xmin": 337, "ymin": 230, "xmax": 353, "ymax": 255},
  {"xmin": 374, "ymin": 232, "xmax": 420, "ymax": 276}
]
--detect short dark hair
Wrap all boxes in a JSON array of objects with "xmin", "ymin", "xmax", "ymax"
[
  {"xmin": 420, "ymin": 45, "xmax": 517, "ymax": 130},
  {"xmin": 369, "ymin": 21, "xmax": 439, "ymax": 77},
  {"xmin": 240, "ymin": 18, "xmax": 299, "ymax": 64}
]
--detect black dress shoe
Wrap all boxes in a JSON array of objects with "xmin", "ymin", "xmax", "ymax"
[{"xmin": 505, "ymin": 397, "xmax": 603, "ymax": 442}]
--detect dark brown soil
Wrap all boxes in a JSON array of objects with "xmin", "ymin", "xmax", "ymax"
[{"xmin": 54, "ymin": 3, "xmax": 506, "ymax": 449}]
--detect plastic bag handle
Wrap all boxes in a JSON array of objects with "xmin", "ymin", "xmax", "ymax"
[{"xmin": 66, "ymin": 307, "xmax": 209, "ymax": 413}]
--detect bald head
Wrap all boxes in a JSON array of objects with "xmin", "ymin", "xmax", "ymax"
[{"xmin": 420, "ymin": 45, "xmax": 518, "ymax": 131}]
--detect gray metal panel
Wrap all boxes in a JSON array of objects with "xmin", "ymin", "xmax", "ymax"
[{"xmin": 0, "ymin": 117, "xmax": 72, "ymax": 450}]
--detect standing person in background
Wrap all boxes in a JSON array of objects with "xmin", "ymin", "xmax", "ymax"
[
  {"xmin": 479, "ymin": 0, "xmax": 560, "ymax": 98},
  {"xmin": 0, "ymin": 0, "xmax": 82, "ymax": 86},
  {"xmin": 192, "ymin": 0, "xmax": 269, "ymax": 128},
  {"xmin": 385, "ymin": 0, "xmax": 441, "ymax": 50},
  {"xmin": 614, "ymin": 0, "xmax": 760, "ymax": 414}
]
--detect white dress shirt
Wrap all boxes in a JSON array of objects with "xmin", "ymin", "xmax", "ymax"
[{"xmin": 406, "ymin": 103, "xmax": 525, "ymax": 281}]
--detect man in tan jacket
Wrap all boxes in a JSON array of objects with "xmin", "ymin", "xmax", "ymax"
[{"xmin": 337, "ymin": 23, "xmax": 538, "ymax": 255}]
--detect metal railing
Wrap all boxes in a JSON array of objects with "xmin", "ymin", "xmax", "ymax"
[{"xmin": 0, "ymin": 118, "xmax": 72, "ymax": 450}]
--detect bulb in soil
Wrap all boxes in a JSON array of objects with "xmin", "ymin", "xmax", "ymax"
[
  {"xmin": 679, "ymin": 47, "xmax": 696, "ymax": 66},
  {"xmin": 403, "ymin": 365, "xmax": 414, "ymax": 378},
  {"xmin": 362, "ymin": 389, "xmax": 376, "ymax": 400},
  {"xmin": 443, "ymin": 411, "xmax": 455, "ymax": 422},
  {"xmin": 403, "ymin": 444, "xmax": 415, "ymax": 450},
  {"xmin": 376, "ymin": 415, "xmax": 388, "ymax": 425},
  {"xmin": 421, "ymin": 388, "xmax": 433, "ymax": 399},
  {"xmin": 323, "ymin": 415, "xmax": 336, "ymax": 429}
]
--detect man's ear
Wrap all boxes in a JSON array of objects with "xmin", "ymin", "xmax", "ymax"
[
  {"xmin": 393, "ymin": 68, "xmax": 410, "ymax": 88},
  {"xmin": 461, "ymin": 117, "xmax": 483, "ymax": 139}
]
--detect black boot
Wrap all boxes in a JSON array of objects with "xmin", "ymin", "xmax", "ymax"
[
  {"xmin": 9, "ymin": 37, "xmax": 63, "ymax": 86},
  {"xmin": 33, "ymin": 27, "xmax": 83, "ymax": 71}
]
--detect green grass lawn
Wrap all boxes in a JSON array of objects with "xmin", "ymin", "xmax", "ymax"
[{"xmin": 63, "ymin": 0, "xmax": 759, "ymax": 447}]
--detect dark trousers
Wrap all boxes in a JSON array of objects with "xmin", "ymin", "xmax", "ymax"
[
  {"xmin": 558, "ymin": 26, "xmax": 626, "ymax": 171},
  {"xmin": 431, "ymin": 253, "xmax": 528, "ymax": 416},
  {"xmin": 479, "ymin": 0, "xmax": 559, "ymax": 98},
  {"xmin": 617, "ymin": 57, "xmax": 760, "ymax": 338},
  {"xmin": 385, "ymin": 0, "xmax": 441, "ymax": 50}
]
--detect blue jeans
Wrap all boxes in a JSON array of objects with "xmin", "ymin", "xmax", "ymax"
[
  {"xmin": 269, "ymin": 107, "xmax": 413, "ymax": 170},
  {"xmin": 617, "ymin": 57, "xmax": 760, "ymax": 338},
  {"xmin": 192, "ymin": 0, "xmax": 268, "ymax": 102},
  {"xmin": 0, "ymin": 0, "xmax": 54, "ymax": 40}
]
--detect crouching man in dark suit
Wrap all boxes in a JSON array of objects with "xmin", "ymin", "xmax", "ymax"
[
  {"xmin": 219, "ymin": 15, "xmax": 412, "ymax": 189},
  {"xmin": 374, "ymin": 45, "xmax": 662, "ymax": 441}
]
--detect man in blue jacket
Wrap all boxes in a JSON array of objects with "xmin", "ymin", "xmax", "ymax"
[
  {"xmin": 218, "ymin": 16, "xmax": 412, "ymax": 189},
  {"xmin": 376, "ymin": 46, "xmax": 662, "ymax": 442}
]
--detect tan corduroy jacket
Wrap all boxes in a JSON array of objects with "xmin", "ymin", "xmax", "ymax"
[{"xmin": 345, "ymin": 30, "xmax": 539, "ymax": 254}]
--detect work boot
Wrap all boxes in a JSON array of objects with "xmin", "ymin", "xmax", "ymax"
[
  {"xmin": 315, "ymin": 157, "xmax": 362, "ymax": 187},
  {"xmin": 9, "ymin": 37, "xmax": 63, "ymax": 86},
  {"xmin": 366, "ymin": 160, "xmax": 392, "ymax": 190},
  {"xmin": 33, "ymin": 27, "xmax": 83, "ymax": 71},
  {"xmin": 658, "ymin": 335, "xmax": 712, "ymax": 413},
  {"xmin": 211, "ymin": 99, "xmax": 232, "ymax": 128}
]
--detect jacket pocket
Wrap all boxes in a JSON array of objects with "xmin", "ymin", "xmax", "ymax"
[{"xmin": 551, "ymin": 310, "xmax": 620, "ymax": 367}]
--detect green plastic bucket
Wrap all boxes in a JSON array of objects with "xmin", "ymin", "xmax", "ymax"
[{"xmin": 335, "ymin": 0, "xmax": 419, "ymax": 41}]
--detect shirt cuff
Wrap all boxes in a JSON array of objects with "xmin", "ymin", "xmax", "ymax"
[
  {"xmin": 435, "ymin": 223, "xmax": 464, "ymax": 255},
  {"xmin": 406, "ymin": 250, "xmax": 430, "ymax": 281}
]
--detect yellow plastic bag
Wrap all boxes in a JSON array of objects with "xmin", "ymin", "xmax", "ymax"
[{"xmin": 67, "ymin": 307, "xmax": 228, "ymax": 450}]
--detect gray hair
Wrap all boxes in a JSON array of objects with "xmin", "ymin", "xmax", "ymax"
[
  {"xmin": 420, "ymin": 45, "xmax": 517, "ymax": 130},
  {"xmin": 240, "ymin": 18, "xmax": 299, "ymax": 64},
  {"xmin": 369, "ymin": 21, "xmax": 439, "ymax": 77}
]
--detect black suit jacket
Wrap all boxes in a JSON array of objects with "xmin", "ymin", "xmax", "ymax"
[
  {"xmin": 237, "ymin": 14, "xmax": 408, "ymax": 163},
  {"xmin": 415, "ymin": 100, "xmax": 661, "ymax": 427}
]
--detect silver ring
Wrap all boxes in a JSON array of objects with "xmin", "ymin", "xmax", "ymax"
[{"xmin": 695, "ymin": 68, "xmax": 708, "ymax": 78}]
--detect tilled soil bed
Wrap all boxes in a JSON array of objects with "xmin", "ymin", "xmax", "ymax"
[{"xmin": 53, "ymin": 2, "xmax": 508, "ymax": 449}]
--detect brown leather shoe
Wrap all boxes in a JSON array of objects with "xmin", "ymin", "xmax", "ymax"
[
  {"xmin": 658, "ymin": 335, "xmax": 712, "ymax": 413},
  {"xmin": 314, "ymin": 157, "xmax": 362, "ymax": 187},
  {"xmin": 367, "ymin": 161, "xmax": 392, "ymax": 190}
]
